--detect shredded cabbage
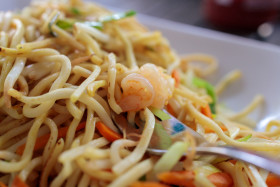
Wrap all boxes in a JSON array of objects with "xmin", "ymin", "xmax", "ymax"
[{"xmin": 153, "ymin": 141, "xmax": 188, "ymax": 174}]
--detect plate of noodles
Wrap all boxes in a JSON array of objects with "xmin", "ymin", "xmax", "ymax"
[{"xmin": 1, "ymin": 0, "xmax": 280, "ymax": 187}]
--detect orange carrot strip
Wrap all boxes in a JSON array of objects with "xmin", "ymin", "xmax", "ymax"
[
  {"xmin": 130, "ymin": 182, "xmax": 169, "ymax": 187},
  {"xmin": 207, "ymin": 172, "xmax": 233, "ymax": 187},
  {"xmin": 0, "ymin": 182, "xmax": 8, "ymax": 187},
  {"xmin": 158, "ymin": 171, "xmax": 196, "ymax": 187},
  {"xmin": 16, "ymin": 122, "xmax": 86, "ymax": 155},
  {"xmin": 171, "ymin": 70, "xmax": 180, "ymax": 88},
  {"xmin": 228, "ymin": 159, "xmax": 237, "ymax": 165},
  {"xmin": 158, "ymin": 171, "xmax": 233, "ymax": 187},
  {"xmin": 11, "ymin": 176, "xmax": 29, "ymax": 187},
  {"xmin": 96, "ymin": 121, "xmax": 122, "ymax": 142},
  {"xmin": 201, "ymin": 104, "xmax": 213, "ymax": 119},
  {"xmin": 166, "ymin": 103, "xmax": 176, "ymax": 117},
  {"xmin": 266, "ymin": 173, "xmax": 280, "ymax": 187},
  {"xmin": 205, "ymin": 124, "xmax": 227, "ymax": 134}
]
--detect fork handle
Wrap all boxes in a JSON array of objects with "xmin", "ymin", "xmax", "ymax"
[{"xmin": 148, "ymin": 146, "xmax": 280, "ymax": 175}]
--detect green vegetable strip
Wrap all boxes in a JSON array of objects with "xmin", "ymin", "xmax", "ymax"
[
  {"xmin": 154, "ymin": 123, "xmax": 172, "ymax": 149},
  {"xmin": 153, "ymin": 141, "xmax": 188, "ymax": 174},
  {"xmin": 56, "ymin": 20, "xmax": 74, "ymax": 30},
  {"xmin": 56, "ymin": 10, "xmax": 136, "ymax": 31},
  {"xmin": 55, "ymin": 20, "xmax": 103, "ymax": 30},
  {"xmin": 192, "ymin": 77, "xmax": 217, "ymax": 114},
  {"xmin": 83, "ymin": 21, "xmax": 103, "ymax": 30},
  {"xmin": 99, "ymin": 10, "xmax": 136, "ymax": 22},
  {"xmin": 237, "ymin": 134, "xmax": 252, "ymax": 142},
  {"xmin": 71, "ymin": 7, "xmax": 81, "ymax": 15},
  {"xmin": 149, "ymin": 107, "xmax": 171, "ymax": 121},
  {"xmin": 48, "ymin": 13, "xmax": 60, "ymax": 37}
]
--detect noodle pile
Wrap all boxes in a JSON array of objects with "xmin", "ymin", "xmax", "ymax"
[{"xmin": 0, "ymin": 0, "xmax": 280, "ymax": 186}]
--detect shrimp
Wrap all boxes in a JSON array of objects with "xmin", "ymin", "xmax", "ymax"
[
  {"xmin": 118, "ymin": 73, "xmax": 155, "ymax": 111},
  {"xmin": 118, "ymin": 63, "xmax": 174, "ymax": 111}
]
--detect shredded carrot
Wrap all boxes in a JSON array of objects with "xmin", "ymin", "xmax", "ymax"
[
  {"xmin": 96, "ymin": 121, "xmax": 122, "ymax": 142},
  {"xmin": 171, "ymin": 70, "xmax": 180, "ymax": 88},
  {"xmin": 228, "ymin": 159, "xmax": 237, "ymax": 165},
  {"xmin": 266, "ymin": 173, "xmax": 280, "ymax": 187},
  {"xmin": 207, "ymin": 172, "xmax": 233, "ymax": 187},
  {"xmin": 158, "ymin": 171, "xmax": 195, "ymax": 187},
  {"xmin": 201, "ymin": 104, "xmax": 212, "ymax": 119},
  {"xmin": 166, "ymin": 103, "xmax": 176, "ymax": 117},
  {"xmin": 11, "ymin": 176, "xmax": 29, "ymax": 187},
  {"xmin": 158, "ymin": 171, "xmax": 233, "ymax": 187},
  {"xmin": 205, "ymin": 124, "xmax": 227, "ymax": 134},
  {"xmin": 16, "ymin": 122, "xmax": 86, "ymax": 155},
  {"xmin": 0, "ymin": 182, "xmax": 8, "ymax": 187},
  {"xmin": 130, "ymin": 182, "xmax": 169, "ymax": 187}
]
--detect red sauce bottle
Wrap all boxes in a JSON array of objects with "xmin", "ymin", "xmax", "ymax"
[{"xmin": 203, "ymin": 0, "xmax": 280, "ymax": 31}]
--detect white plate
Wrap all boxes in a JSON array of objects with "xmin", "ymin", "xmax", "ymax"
[
  {"xmin": 3, "ymin": 1, "xmax": 280, "ymax": 130},
  {"xmin": 138, "ymin": 14, "xmax": 280, "ymax": 131}
]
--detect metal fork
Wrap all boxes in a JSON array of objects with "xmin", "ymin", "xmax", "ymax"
[{"xmin": 112, "ymin": 110, "xmax": 280, "ymax": 175}]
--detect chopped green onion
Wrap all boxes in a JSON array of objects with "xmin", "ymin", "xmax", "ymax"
[
  {"xmin": 237, "ymin": 134, "xmax": 252, "ymax": 142},
  {"xmin": 56, "ymin": 20, "xmax": 103, "ymax": 30},
  {"xmin": 71, "ymin": 7, "xmax": 81, "ymax": 15},
  {"xmin": 56, "ymin": 10, "xmax": 136, "ymax": 31},
  {"xmin": 48, "ymin": 13, "xmax": 60, "ymax": 37},
  {"xmin": 149, "ymin": 107, "xmax": 171, "ymax": 121},
  {"xmin": 56, "ymin": 20, "xmax": 74, "ymax": 30},
  {"xmin": 154, "ymin": 123, "xmax": 172, "ymax": 149},
  {"xmin": 192, "ymin": 77, "xmax": 217, "ymax": 114},
  {"xmin": 99, "ymin": 10, "xmax": 136, "ymax": 22},
  {"xmin": 83, "ymin": 21, "xmax": 103, "ymax": 30},
  {"xmin": 153, "ymin": 141, "xmax": 188, "ymax": 174}
]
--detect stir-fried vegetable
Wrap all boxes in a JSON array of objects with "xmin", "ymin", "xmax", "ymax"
[
  {"xmin": 200, "ymin": 104, "xmax": 213, "ymax": 119},
  {"xmin": 56, "ymin": 19, "xmax": 75, "ymax": 30},
  {"xmin": 99, "ymin": 10, "xmax": 136, "ymax": 22},
  {"xmin": 153, "ymin": 141, "xmax": 188, "ymax": 174},
  {"xmin": 0, "ymin": 182, "xmax": 7, "ymax": 187},
  {"xmin": 16, "ymin": 122, "xmax": 86, "ymax": 155},
  {"xmin": 130, "ymin": 182, "xmax": 168, "ymax": 187},
  {"xmin": 207, "ymin": 172, "xmax": 233, "ymax": 187},
  {"xmin": 158, "ymin": 171, "xmax": 195, "ymax": 187},
  {"xmin": 195, "ymin": 165, "xmax": 221, "ymax": 176},
  {"xmin": 237, "ymin": 134, "xmax": 252, "ymax": 142},
  {"xmin": 48, "ymin": 13, "xmax": 60, "ymax": 37},
  {"xmin": 96, "ymin": 121, "xmax": 122, "ymax": 142},
  {"xmin": 11, "ymin": 176, "xmax": 29, "ymax": 187},
  {"xmin": 55, "ymin": 10, "xmax": 136, "ymax": 31},
  {"xmin": 82, "ymin": 21, "xmax": 103, "ymax": 29},
  {"xmin": 205, "ymin": 124, "xmax": 227, "ymax": 134},
  {"xmin": 171, "ymin": 70, "xmax": 180, "ymax": 88},
  {"xmin": 166, "ymin": 104, "xmax": 176, "ymax": 116},
  {"xmin": 158, "ymin": 171, "xmax": 233, "ymax": 187},
  {"xmin": 154, "ymin": 123, "xmax": 172, "ymax": 149},
  {"xmin": 149, "ymin": 107, "xmax": 171, "ymax": 121},
  {"xmin": 70, "ymin": 7, "xmax": 81, "ymax": 15},
  {"xmin": 266, "ymin": 173, "xmax": 280, "ymax": 187},
  {"xmin": 193, "ymin": 77, "xmax": 216, "ymax": 114}
]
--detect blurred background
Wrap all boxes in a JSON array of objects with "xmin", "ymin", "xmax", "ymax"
[
  {"xmin": 93, "ymin": 0, "xmax": 280, "ymax": 46},
  {"xmin": 3, "ymin": 0, "xmax": 280, "ymax": 46}
]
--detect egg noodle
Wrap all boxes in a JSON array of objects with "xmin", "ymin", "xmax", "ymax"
[{"xmin": 0, "ymin": 0, "xmax": 279, "ymax": 186}]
